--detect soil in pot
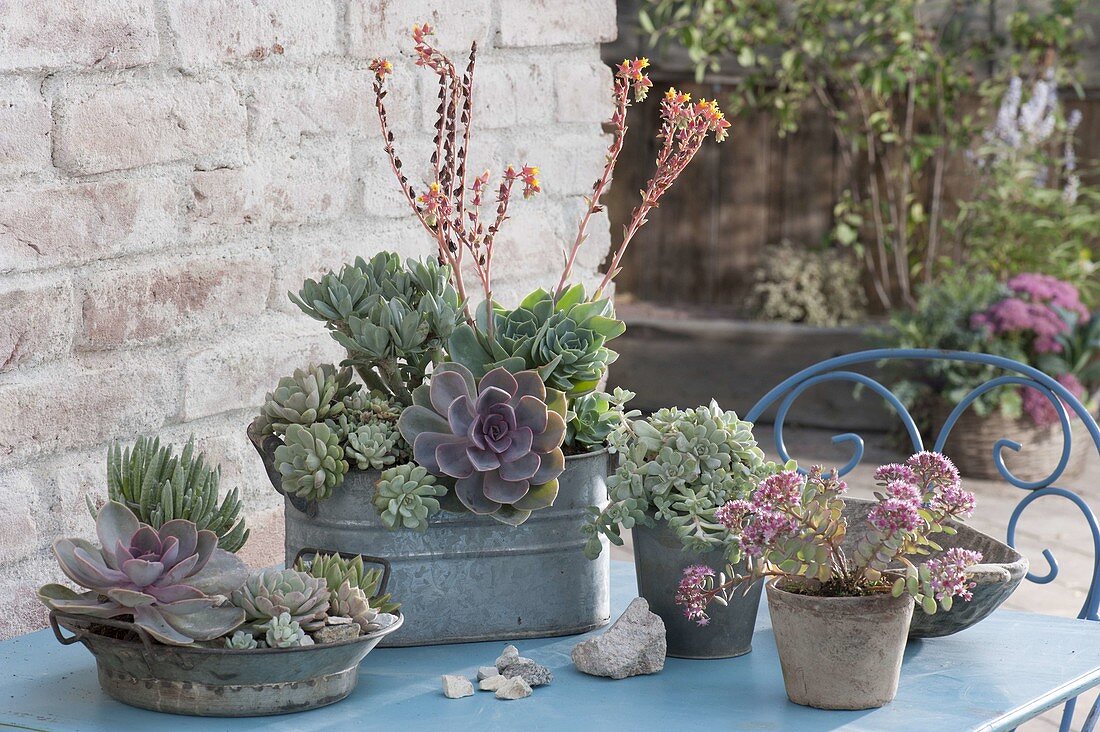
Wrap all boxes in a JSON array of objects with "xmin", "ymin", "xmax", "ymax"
[
  {"xmin": 766, "ymin": 579, "xmax": 914, "ymax": 710},
  {"xmin": 632, "ymin": 521, "xmax": 763, "ymax": 659}
]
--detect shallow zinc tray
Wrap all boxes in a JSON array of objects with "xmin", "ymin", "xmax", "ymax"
[{"xmin": 48, "ymin": 554, "xmax": 404, "ymax": 717}]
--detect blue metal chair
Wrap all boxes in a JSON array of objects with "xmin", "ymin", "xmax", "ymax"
[{"xmin": 745, "ymin": 349, "xmax": 1100, "ymax": 732}]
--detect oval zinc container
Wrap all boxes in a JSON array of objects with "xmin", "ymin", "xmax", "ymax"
[{"xmin": 250, "ymin": 428, "xmax": 612, "ymax": 647}]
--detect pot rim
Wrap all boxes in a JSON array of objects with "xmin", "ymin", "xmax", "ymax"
[
  {"xmin": 52, "ymin": 609, "xmax": 404, "ymax": 656},
  {"xmin": 564, "ymin": 444, "xmax": 609, "ymax": 461},
  {"xmin": 766, "ymin": 577, "xmax": 913, "ymax": 608}
]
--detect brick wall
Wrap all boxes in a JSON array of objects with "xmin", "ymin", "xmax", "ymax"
[{"xmin": 0, "ymin": 0, "xmax": 616, "ymax": 639}]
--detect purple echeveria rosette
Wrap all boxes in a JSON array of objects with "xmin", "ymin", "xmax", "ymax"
[{"xmin": 397, "ymin": 362, "xmax": 567, "ymax": 525}]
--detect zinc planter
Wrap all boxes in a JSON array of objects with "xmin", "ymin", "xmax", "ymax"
[
  {"xmin": 633, "ymin": 521, "xmax": 763, "ymax": 659},
  {"xmin": 251, "ymin": 430, "xmax": 611, "ymax": 647},
  {"xmin": 49, "ymin": 609, "xmax": 404, "ymax": 716},
  {"xmin": 766, "ymin": 580, "xmax": 914, "ymax": 710}
]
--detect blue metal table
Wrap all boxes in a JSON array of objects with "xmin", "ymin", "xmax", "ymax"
[{"xmin": 2, "ymin": 562, "xmax": 1098, "ymax": 731}]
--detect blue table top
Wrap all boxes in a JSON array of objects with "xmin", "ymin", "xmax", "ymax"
[{"xmin": 2, "ymin": 561, "xmax": 1098, "ymax": 731}]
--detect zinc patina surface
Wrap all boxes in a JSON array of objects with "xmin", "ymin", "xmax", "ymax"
[
  {"xmin": 3, "ymin": 562, "xmax": 1099, "ymax": 730},
  {"xmin": 255, "ymin": 437, "xmax": 612, "ymax": 647}
]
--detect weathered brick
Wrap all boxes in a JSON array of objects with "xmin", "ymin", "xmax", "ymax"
[
  {"xmin": 167, "ymin": 0, "xmax": 339, "ymax": 66},
  {"xmin": 181, "ymin": 322, "xmax": 340, "ymax": 421},
  {"xmin": 78, "ymin": 254, "xmax": 274, "ymax": 349},
  {"xmin": 465, "ymin": 62, "xmax": 553, "ymax": 130},
  {"xmin": 0, "ymin": 179, "xmax": 179, "ymax": 274},
  {"xmin": 0, "ymin": 469, "xmax": 39, "ymax": 561},
  {"xmin": 508, "ymin": 131, "xmax": 613, "ymax": 196},
  {"xmin": 0, "ymin": 278, "xmax": 74, "ymax": 373},
  {"xmin": 54, "ymin": 79, "xmax": 247, "ymax": 175},
  {"xmin": 347, "ymin": 0, "xmax": 492, "ymax": 57},
  {"xmin": 188, "ymin": 169, "xmax": 264, "ymax": 227},
  {"xmin": 261, "ymin": 143, "xmax": 355, "ymax": 224},
  {"xmin": 0, "ymin": 360, "xmax": 180, "ymax": 458},
  {"xmin": 555, "ymin": 59, "xmax": 614, "ymax": 123},
  {"xmin": 498, "ymin": 0, "xmax": 617, "ymax": 48},
  {"xmin": 355, "ymin": 145, "xmax": 414, "ymax": 219},
  {"xmin": 0, "ymin": 557, "xmax": 54, "ymax": 640},
  {"xmin": 0, "ymin": 87, "xmax": 52, "ymax": 174},
  {"xmin": 0, "ymin": 0, "xmax": 158, "ymax": 72}
]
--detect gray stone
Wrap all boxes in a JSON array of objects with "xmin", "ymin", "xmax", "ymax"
[
  {"xmin": 499, "ymin": 657, "xmax": 553, "ymax": 687},
  {"xmin": 311, "ymin": 624, "xmax": 360, "ymax": 644},
  {"xmin": 479, "ymin": 675, "xmax": 507, "ymax": 692},
  {"xmin": 477, "ymin": 665, "xmax": 500, "ymax": 680},
  {"xmin": 494, "ymin": 676, "xmax": 532, "ymax": 700},
  {"xmin": 494, "ymin": 644, "xmax": 519, "ymax": 669},
  {"xmin": 571, "ymin": 597, "xmax": 667, "ymax": 679},
  {"xmin": 441, "ymin": 675, "xmax": 474, "ymax": 699},
  {"xmin": 325, "ymin": 615, "xmax": 354, "ymax": 626}
]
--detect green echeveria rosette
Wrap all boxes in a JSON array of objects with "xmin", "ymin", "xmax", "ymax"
[
  {"xmin": 330, "ymin": 580, "xmax": 378, "ymax": 632},
  {"xmin": 230, "ymin": 568, "xmax": 331, "ymax": 632},
  {"xmin": 448, "ymin": 285, "xmax": 626, "ymax": 398},
  {"xmin": 255, "ymin": 364, "xmax": 358, "ymax": 436},
  {"xmin": 397, "ymin": 362, "xmax": 568, "ymax": 526},
  {"xmin": 274, "ymin": 423, "xmax": 348, "ymax": 502},
  {"xmin": 345, "ymin": 422, "xmax": 401, "ymax": 471},
  {"xmin": 294, "ymin": 552, "xmax": 400, "ymax": 614},
  {"xmin": 37, "ymin": 502, "xmax": 249, "ymax": 646},
  {"xmin": 373, "ymin": 463, "xmax": 447, "ymax": 530},
  {"xmin": 265, "ymin": 612, "xmax": 314, "ymax": 647}
]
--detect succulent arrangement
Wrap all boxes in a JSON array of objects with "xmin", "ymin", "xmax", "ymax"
[
  {"xmin": 38, "ymin": 502, "xmax": 400, "ymax": 649},
  {"xmin": 675, "ymin": 452, "xmax": 983, "ymax": 625},
  {"xmin": 582, "ymin": 402, "xmax": 789, "ymax": 560},
  {"xmin": 254, "ymin": 24, "xmax": 722, "ymax": 531},
  {"xmin": 95, "ymin": 436, "xmax": 249, "ymax": 552}
]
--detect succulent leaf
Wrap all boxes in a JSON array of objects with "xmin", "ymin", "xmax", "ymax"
[
  {"xmin": 373, "ymin": 463, "xmax": 447, "ymax": 531},
  {"xmin": 274, "ymin": 423, "xmax": 348, "ymax": 502},
  {"xmin": 230, "ymin": 568, "xmax": 330, "ymax": 632}
]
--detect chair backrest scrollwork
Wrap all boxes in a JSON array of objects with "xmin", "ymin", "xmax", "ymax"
[{"xmin": 745, "ymin": 348, "xmax": 1100, "ymax": 623}]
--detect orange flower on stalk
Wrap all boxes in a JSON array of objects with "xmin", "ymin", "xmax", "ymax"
[
  {"xmin": 520, "ymin": 165, "xmax": 541, "ymax": 198},
  {"xmin": 369, "ymin": 58, "xmax": 393, "ymax": 78},
  {"xmin": 617, "ymin": 57, "xmax": 652, "ymax": 101},
  {"xmin": 412, "ymin": 23, "xmax": 433, "ymax": 43}
]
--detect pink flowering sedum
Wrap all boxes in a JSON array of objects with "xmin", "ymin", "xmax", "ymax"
[
  {"xmin": 676, "ymin": 453, "xmax": 983, "ymax": 625},
  {"xmin": 1022, "ymin": 373, "xmax": 1087, "ymax": 427}
]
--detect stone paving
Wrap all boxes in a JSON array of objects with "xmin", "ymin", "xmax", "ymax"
[{"xmin": 610, "ymin": 425, "xmax": 1100, "ymax": 730}]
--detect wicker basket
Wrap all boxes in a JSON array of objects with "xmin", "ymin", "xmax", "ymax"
[{"xmin": 937, "ymin": 405, "xmax": 1090, "ymax": 484}]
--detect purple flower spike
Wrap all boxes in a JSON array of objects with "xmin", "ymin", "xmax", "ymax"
[{"xmin": 398, "ymin": 362, "xmax": 567, "ymax": 525}]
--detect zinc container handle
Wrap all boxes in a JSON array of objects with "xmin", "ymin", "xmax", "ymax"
[
  {"xmin": 292, "ymin": 548, "xmax": 393, "ymax": 596},
  {"xmin": 49, "ymin": 610, "xmax": 157, "ymax": 656}
]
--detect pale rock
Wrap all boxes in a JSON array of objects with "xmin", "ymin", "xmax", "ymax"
[
  {"xmin": 571, "ymin": 597, "xmax": 667, "ymax": 679},
  {"xmin": 479, "ymin": 675, "xmax": 507, "ymax": 692},
  {"xmin": 499, "ymin": 657, "xmax": 553, "ymax": 687},
  {"xmin": 494, "ymin": 644, "xmax": 520, "ymax": 668},
  {"xmin": 312, "ymin": 624, "xmax": 360, "ymax": 644},
  {"xmin": 441, "ymin": 675, "xmax": 474, "ymax": 699},
  {"xmin": 494, "ymin": 676, "xmax": 532, "ymax": 700},
  {"xmin": 477, "ymin": 665, "xmax": 499, "ymax": 680}
]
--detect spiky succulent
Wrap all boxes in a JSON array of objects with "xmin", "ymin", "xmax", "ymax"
[
  {"xmin": 448, "ymin": 285, "xmax": 625, "ymax": 397},
  {"xmin": 225, "ymin": 630, "xmax": 259, "ymax": 649},
  {"xmin": 265, "ymin": 612, "xmax": 313, "ymax": 648},
  {"xmin": 38, "ymin": 502, "xmax": 248, "ymax": 646},
  {"xmin": 274, "ymin": 423, "xmax": 348, "ymax": 502},
  {"xmin": 373, "ymin": 463, "xmax": 447, "ymax": 531},
  {"xmin": 398, "ymin": 362, "xmax": 567, "ymax": 526},
  {"xmin": 330, "ymin": 580, "xmax": 378, "ymax": 632},
  {"xmin": 96, "ymin": 436, "xmax": 249, "ymax": 552},
  {"xmin": 230, "ymin": 568, "xmax": 331, "ymax": 632},
  {"xmin": 582, "ymin": 402, "xmax": 789, "ymax": 560},
  {"xmin": 565, "ymin": 388, "xmax": 638, "ymax": 452},
  {"xmin": 294, "ymin": 552, "xmax": 400, "ymax": 614},
  {"xmin": 254, "ymin": 364, "xmax": 357, "ymax": 436},
  {"xmin": 290, "ymin": 252, "xmax": 464, "ymax": 406},
  {"xmin": 345, "ymin": 422, "xmax": 401, "ymax": 471}
]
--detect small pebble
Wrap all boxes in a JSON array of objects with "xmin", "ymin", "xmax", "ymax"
[
  {"xmin": 326, "ymin": 615, "xmax": 354, "ymax": 626},
  {"xmin": 441, "ymin": 675, "xmax": 474, "ymax": 699},
  {"xmin": 479, "ymin": 675, "xmax": 508, "ymax": 692},
  {"xmin": 494, "ymin": 644, "xmax": 520, "ymax": 669},
  {"xmin": 500, "ymin": 658, "xmax": 553, "ymax": 687},
  {"xmin": 311, "ymin": 624, "xmax": 360, "ymax": 644},
  {"xmin": 495, "ymin": 676, "xmax": 532, "ymax": 700},
  {"xmin": 477, "ymin": 665, "xmax": 499, "ymax": 680}
]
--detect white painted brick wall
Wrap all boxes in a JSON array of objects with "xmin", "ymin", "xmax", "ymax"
[{"xmin": 0, "ymin": 0, "xmax": 616, "ymax": 638}]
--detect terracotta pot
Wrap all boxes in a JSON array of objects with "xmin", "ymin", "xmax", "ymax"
[{"xmin": 766, "ymin": 580, "xmax": 914, "ymax": 710}]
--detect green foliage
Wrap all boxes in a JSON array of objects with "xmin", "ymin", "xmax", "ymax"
[
  {"xmin": 231, "ymin": 568, "xmax": 330, "ymax": 632},
  {"xmin": 1042, "ymin": 311, "xmax": 1100, "ymax": 388},
  {"xmin": 291, "ymin": 252, "xmax": 464, "ymax": 406},
  {"xmin": 448, "ymin": 284, "xmax": 626, "ymax": 397},
  {"xmin": 294, "ymin": 552, "xmax": 400, "ymax": 614},
  {"xmin": 98, "ymin": 436, "xmax": 248, "ymax": 553},
  {"xmin": 881, "ymin": 269, "xmax": 1024, "ymax": 418},
  {"xmin": 274, "ymin": 423, "xmax": 349, "ymax": 502},
  {"xmin": 565, "ymin": 388, "xmax": 638, "ymax": 452},
  {"xmin": 373, "ymin": 463, "xmax": 448, "ymax": 532},
  {"xmin": 254, "ymin": 364, "xmax": 357, "ymax": 437},
  {"xmin": 639, "ymin": 0, "xmax": 1082, "ymax": 310},
  {"xmin": 344, "ymin": 422, "xmax": 401, "ymax": 471},
  {"xmin": 265, "ymin": 612, "xmax": 313, "ymax": 648},
  {"xmin": 582, "ymin": 402, "xmax": 787, "ymax": 560},
  {"xmin": 748, "ymin": 241, "xmax": 868, "ymax": 326}
]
